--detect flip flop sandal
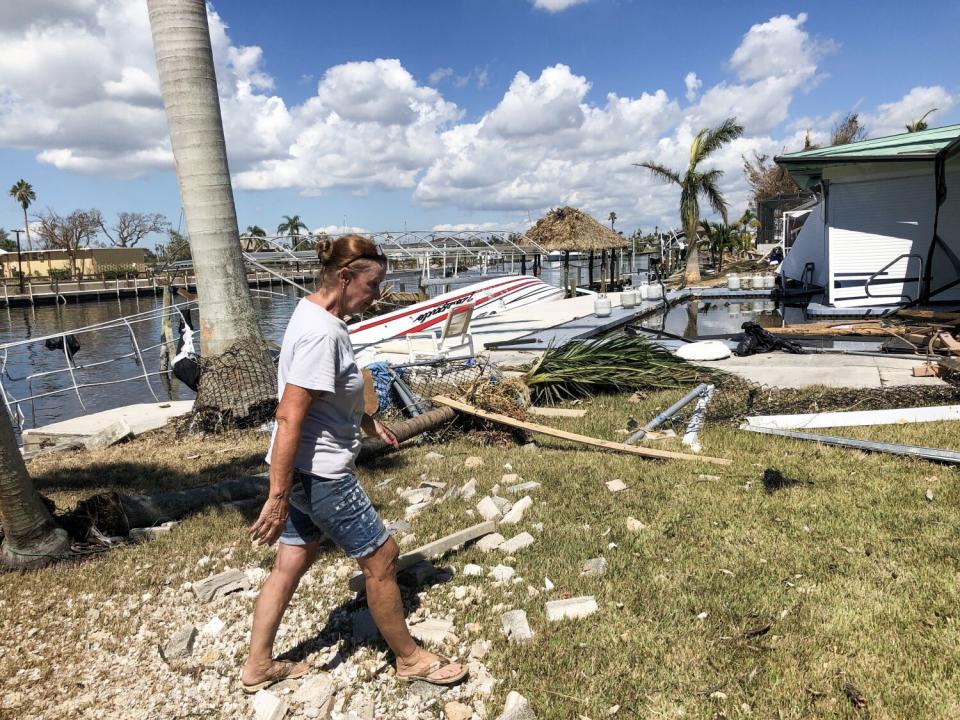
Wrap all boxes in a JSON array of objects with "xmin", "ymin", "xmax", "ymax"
[
  {"xmin": 240, "ymin": 660, "xmax": 310, "ymax": 694},
  {"xmin": 395, "ymin": 655, "xmax": 468, "ymax": 686}
]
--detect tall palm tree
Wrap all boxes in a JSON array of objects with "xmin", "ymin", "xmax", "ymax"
[
  {"xmin": 0, "ymin": 412, "xmax": 70, "ymax": 569},
  {"xmin": 245, "ymin": 225, "xmax": 266, "ymax": 237},
  {"xmin": 277, "ymin": 215, "xmax": 308, "ymax": 248},
  {"xmin": 636, "ymin": 118, "xmax": 743, "ymax": 285},
  {"xmin": 905, "ymin": 109, "xmax": 937, "ymax": 133},
  {"xmin": 608, "ymin": 211, "xmax": 617, "ymax": 231},
  {"xmin": 147, "ymin": 0, "xmax": 269, "ymax": 358},
  {"xmin": 8, "ymin": 180, "xmax": 35, "ymax": 252}
]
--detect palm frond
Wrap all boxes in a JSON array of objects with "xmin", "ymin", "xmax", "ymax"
[
  {"xmin": 700, "ymin": 179, "xmax": 729, "ymax": 223},
  {"xmin": 636, "ymin": 162, "xmax": 682, "ymax": 186},
  {"xmin": 524, "ymin": 333, "xmax": 714, "ymax": 404},
  {"xmin": 695, "ymin": 118, "xmax": 744, "ymax": 161}
]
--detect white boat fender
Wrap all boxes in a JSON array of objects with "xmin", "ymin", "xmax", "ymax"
[{"xmin": 674, "ymin": 340, "xmax": 732, "ymax": 361}]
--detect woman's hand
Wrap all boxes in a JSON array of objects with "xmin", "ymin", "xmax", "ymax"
[
  {"xmin": 249, "ymin": 494, "xmax": 290, "ymax": 546},
  {"xmin": 373, "ymin": 418, "xmax": 399, "ymax": 449}
]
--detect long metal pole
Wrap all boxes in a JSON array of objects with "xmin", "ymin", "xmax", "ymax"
[
  {"xmin": 625, "ymin": 383, "xmax": 709, "ymax": 445},
  {"xmin": 743, "ymin": 425, "xmax": 960, "ymax": 464},
  {"xmin": 13, "ymin": 230, "xmax": 23, "ymax": 293}
]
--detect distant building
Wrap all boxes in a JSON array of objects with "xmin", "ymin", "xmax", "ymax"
[{"xmin": 0, "ymin": 247, "xmax": 151, "ymax": 278}]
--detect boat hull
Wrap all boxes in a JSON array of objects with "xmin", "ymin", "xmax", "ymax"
[{"xmin": 349, "ymin": 275, "xmax": 563, "ymax": 349}]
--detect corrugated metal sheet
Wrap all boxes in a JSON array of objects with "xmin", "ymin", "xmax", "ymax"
[
  {"xmin": 780, "ymin": 124, "xmax": 960, "ymax": 161},
  {"xmin": 828, "ymin": 174, "xmax": 934, "ymax": 306}
]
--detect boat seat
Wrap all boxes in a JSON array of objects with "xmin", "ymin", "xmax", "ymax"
[{"xmin": 406, "ymin": 302, "xmax": 475, "ymax": 363}]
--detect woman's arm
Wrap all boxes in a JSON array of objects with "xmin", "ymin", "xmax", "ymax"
[{"xmin": 249, "ymin": 384, "xmax": 316, "ymax": 546}]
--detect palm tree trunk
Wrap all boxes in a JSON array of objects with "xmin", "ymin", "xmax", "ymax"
[
  {"xmin": 683, "ymin": 237, "xmax": 701, "ymax": 285},
  {"xmin": 22, "ymin": 207, "xmax": 33, "ymax": 278},
  {"xmin": 147, "ymin": 0, "xmax": 266, "ymax": 358},
  {"xmin": 0, "ymin": 411, "xmax": 70, "ymax": 569}
]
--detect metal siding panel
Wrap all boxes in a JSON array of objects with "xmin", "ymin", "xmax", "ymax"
[
  {"xmin": 828, "ymin": 174, "xmax": 934, "ymax": 306},
  {"xmin": 929, "ymin": 166, "xmax": 960, "ymax": 301}
]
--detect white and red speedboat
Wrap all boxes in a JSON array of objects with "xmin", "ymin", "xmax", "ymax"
[{"xmin": 349, "ymin": 275, "xmax": 563, "ymax": 350}]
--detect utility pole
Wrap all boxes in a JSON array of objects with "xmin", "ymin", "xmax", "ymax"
[{"xmin": 12, "ymin": 229, "xmax": 23, "ymax": 293}]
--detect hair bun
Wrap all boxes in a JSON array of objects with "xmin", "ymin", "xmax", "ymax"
[{"xmin": 316, "ymin": 238, "xmax": 334, "ymax": 263}]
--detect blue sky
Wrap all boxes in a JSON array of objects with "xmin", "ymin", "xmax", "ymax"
[{"xmin": 1, "ymin": 0, "xmax": 957, "ymax": 247}]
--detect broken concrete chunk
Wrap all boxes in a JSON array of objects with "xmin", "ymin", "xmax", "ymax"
[
  {"xmin": 464, "ymin": 456, "xmax": 483, "ymax": 469},
  {"xmin": 490, "ymin": 564, "xmax": 516, "ymax": 582},
  {"xmin": 605, "ymin": 479, "xmax": 628, "ymax": 493},
  {"xmin": 386, "ymin": 519, "xmax": 412, "ymax": 535},
  {"xmin": 409, "ymin": 617, "xmax": 453, "ymax": 645},
  {"xmin": 500, "ymin": 609, "xmax": 534, "ymax": 643},
  {"xmin": 698, "ymin": 474, "xmax": 721, "ymax": 482},
  {"xmin": 501, "ymin": 473, "xmax": 520, "ymax": 484},
  {"xmin": 163, "ymin": 625, "xmax": 197, "ymax": 660},
  {"xmin": 405, "ymin": 501, "xmax": 429, "ymax": 519},
  {"xmin": 581, "ymin": 557, "xmax": 608, "ymax": 577},
  {"xmin": 84, "ymin": 419, "xmax": 134, "ymax": 450},
  {"xmin": 496, "ymin": 690, "xmax": 536, "ymax": 720},
  {"xmin": 500, "ymin": 496, "xmax": 532, "ymax": 526},
  {"xmin": 192, "ymin": 569, "xmax": 250, "ymax": 603},
  {"xmin": 460, "ymin": 478, "xmax": 477, "ymax": 500},
  {"xmin": 402, "ymin": 488, "xmax": 433, "ymax": 505},
  {"xmin": 476, "ymin": 533, "xmax": 505, "ymax": 552},
  {"xmin": 499, "ymin": 532, "xmax": 535, "ymax": 555},
  {"xmin": 506, "ymin": 481, "xmax": 541, "ymax": 495},
  {"xmin": 476, "ymin": 497, "xmax": 503, "ymax": 522},
  {"xmin": 424, "ymin": 451, "xmax": 444, "ymax": 462},
  {"xmin": 490, "ymin": 496, "xmax": 512, "ymax": 514},
  {"xmin": 445, "ymin": 701, "xmax": 474, "ymax": 720},
  {"xmin": 293, "ymin": 673, "xmax": 334, "ymax": 706},
  {"xmin": 200, "ymin": 615, "xmax": 225, "ymax": 637},
  {"xmin": 252, "ymin": 689, "xmax": 288, "ymax": 720},
  {"xmin": 545, "ymin": 596, "xmax": 598, "ymax": 622},
  {"xmin": 462, "ymin": 563, "xmax": 484, "ymax": 577},
  {"xmin": 469, "ymin": 639, "xmax": 492, "ymax": 660},
  {"xmin": 625, "ymin": 517, "xmax": 646, "ymax": 533}
]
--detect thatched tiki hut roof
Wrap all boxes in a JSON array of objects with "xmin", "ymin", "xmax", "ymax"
[{"xmin": 523, "ymin": 206, "xmax": 625, "ymax": 252}]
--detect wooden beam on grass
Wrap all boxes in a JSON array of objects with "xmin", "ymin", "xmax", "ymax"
[
  {"xmin": 349, "ymin": 520, "xmax": 496, "ymax": 592},
  {"xmin": 528, "ymin": 406, "xmax": 587, "ymax": 418},
  {"xmin": 432, "ymin": 395, "xmax": 731, "ymax": 466}
]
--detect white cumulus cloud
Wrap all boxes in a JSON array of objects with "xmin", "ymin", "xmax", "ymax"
[
  {"xmin": 531, "ymin": 0, "xmax": 590, "ymax": 12},
  {"xmin": 684, "ymin": 72, "xmax": 702, "ymax": 102}
]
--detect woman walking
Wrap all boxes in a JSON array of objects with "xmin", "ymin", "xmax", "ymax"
[{"xmin": 241, "ymin": 234, "xmax": 466, "ymax": 692}]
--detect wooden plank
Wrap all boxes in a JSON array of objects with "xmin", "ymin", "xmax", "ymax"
[
  {"xmin": 349, "ymin": 520, "xmax": 496, "ymax": 592},
  {"xmin": 528, "ymin": 406, "xmax": 587, "ymax": 418},
  {"xmin": 432, "ymin": 395, "xmax": 731, "ymax": 466}
]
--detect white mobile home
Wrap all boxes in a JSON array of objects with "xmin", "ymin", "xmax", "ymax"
[{"xmin": 776, "ymin": 125, "xmax": 960, "ymax": 308}]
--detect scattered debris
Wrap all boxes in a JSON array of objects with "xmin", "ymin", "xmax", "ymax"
[
  {"xmin": 477, "ymin": 496, "xmax": 504, "ymax": 522},
  {"xmin": 348, "ymin": 521, "xmax": 496, "ymax": 591},
  {"xmin": 433, "ymin": 396, "xmax": 731, "ymax": 465},
  {"xmin": 528, "ymin": 406, "xmax": 587, "ymax": 418},
  {"xmin": 424, "ymin": 451, "xmax": 444, "ymax": 462},
  {"xmin": 580, "ymin": 557, "xmax": 608, "ymax": 577},
  {"xmin": 460, "ymin": 478, "xmax": 478, "ymax": 500},
  {"xmin": 697, "ymin": 474, "xmax": 721, "ymax": 482},
  {"xmin": 843, "ymin": 682, "xmax": 867, "ymax": 710},
  {"xmin": 445, "ymin": 701, "xmax": 474, "ymax": 720},
  {"xmin": 464, "ymin": 456, "xmax": 484, "ymax": 469},
  {"xmin": 199, "ymin": 616, "xmax": 225, "ymax": 637},
  {"xmin": 499, "ymin": 532, "xmax": 535, "ymax": 554},
  {"xmin": 926, "ymin": 488, "xmax": 935, "ymax": 502},
  {"xmin": 463, "ymin": 563, "xmax": 484, "ymax": 577},
  {"xmin": 496, "ymin": 690, "xmax": 536, "ymax": 720},
  {"xmin": 507, "ymin": 480, "xmax": 541, "ymax": 495},
  {"xmin": 625, "ymin": 517, "xmax": 645, "ymax": 533},
  {"xmin": 546, "ymin": 597, "xmax": 598, "ymax": 621},
  {"xmin": 162, "ymin": 625, "xmax": 197, "ymax": 661},
  {"xmin": 501, "ymin": 496, "xmax": 533, "ymax": 525},
  {"xmin": 409, "ymin": 617, "xmax": 453, "ymax": 645},
  {"xmin": 476, "ymin": 533, "xmax": 506, "ymax": 552},
  {"xmin": 544, "ymin": 577, "xmax": 554, "ymax": 591},
  {"xmin": 252, "ymin": 689, "xmax": 288, "ymax": 720},
  {"xmin": 84, "ymin": 419, "xmax": 134, "ymax": 450},
  {"xmin": 501, "ymin": 610, "xmax": 534, "ymax": 643},
  {"xmin": 491, "ymin": 565, "xmax": 516, "ymax": 582},
  {"xmin": 605, "ymin": 479, "xmax": 627, "ymax": 493}
]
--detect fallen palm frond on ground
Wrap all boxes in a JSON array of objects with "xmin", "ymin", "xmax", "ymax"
[{"xmin": 525, "ymin": 333, "xmax": 715, "ymax": 404}]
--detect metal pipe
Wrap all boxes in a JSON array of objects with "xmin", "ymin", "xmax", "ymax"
[
  {"xmin": 742, "ymin": 424, "xmax": 960, "ymax": 465},
  {"xmin": 625, "ymin": 383, "xmax": 709, "ymax": 445}
]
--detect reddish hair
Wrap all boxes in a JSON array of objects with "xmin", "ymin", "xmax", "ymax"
[{"xmin": 316, "ymin": 234, "xmax": 386, "ymax": 287}]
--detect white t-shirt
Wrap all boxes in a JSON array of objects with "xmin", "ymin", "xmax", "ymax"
[{"xmin": 266, "ymin": 299, "xmax": 365, "ymax": 478}]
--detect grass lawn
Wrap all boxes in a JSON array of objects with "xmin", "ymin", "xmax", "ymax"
[{"xmin": 2, "ymin": 387, "xmax": 959, "ymax": 719}]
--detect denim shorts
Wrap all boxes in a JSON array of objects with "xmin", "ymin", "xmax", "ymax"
[{"xmin": 279, "ymin": 469, "xmax": 390, "ymax": 559}]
